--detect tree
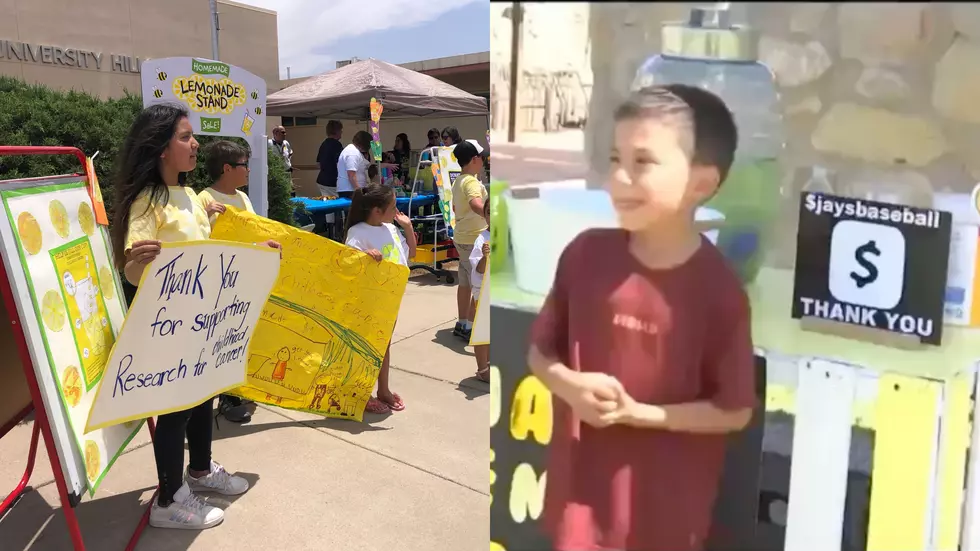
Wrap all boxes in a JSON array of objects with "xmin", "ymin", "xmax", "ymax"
[{"xmin": 0, "ymin": 76, "xmax": 296, "ymax": 227}]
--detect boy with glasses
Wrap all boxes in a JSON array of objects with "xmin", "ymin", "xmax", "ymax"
[{"xmin": 199, "ymin": 140, "xmax": 258, "ymax": 424}]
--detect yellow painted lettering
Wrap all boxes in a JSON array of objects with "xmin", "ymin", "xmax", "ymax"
[
  {"xmin": 490, "ymin": 365, "xmax": 501, "ymax": 428},
  {"xmin": 509, "ymin": 375, "xmax": 553, "ymax": 445},
  {"xmin": 490, "ymin": 448, "xmax": 495, "ymax": 506},
  {"xmin": 509, "ymin": 463, "xmax": 546, "ymax": 523}
]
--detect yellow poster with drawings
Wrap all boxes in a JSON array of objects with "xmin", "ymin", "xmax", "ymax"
[
  {"xmin": 50, "ymin": 238, "xmax": 114, "ymax": 389},
  {"xmin": 211, "ymin": 208, "xmax": 409, "ymax": 421}
]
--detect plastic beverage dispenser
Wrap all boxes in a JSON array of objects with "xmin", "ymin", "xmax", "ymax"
[{"xmin": 632, "ymin": 4, "xmax": 784, "ymax": 283}]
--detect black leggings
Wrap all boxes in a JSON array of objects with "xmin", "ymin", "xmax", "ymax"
[
  {"xmin": 338, "ymin": 191, "xmax": 354, "ymax": 199},
  {"xmin": 153, "ymin": 398, "xmax": 214, "ymax": 506}
]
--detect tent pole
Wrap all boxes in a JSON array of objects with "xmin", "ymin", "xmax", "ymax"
[{"xmin": 507, "ymin": 2, "xmax": 522, "ymax": 143}]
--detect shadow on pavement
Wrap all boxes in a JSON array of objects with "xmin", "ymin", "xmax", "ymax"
[
  {"xmin": 0, "ymin": 480, "xmax": 251, "ymax": 551},
  {"xmin": 408, "ymin": 270, "xmax": 458, "ymax": 287},
  {"xmin": 456, "ymin": 378, "xmax": 489, "ymax": 400},
  {"xmin": 432, "ymin": 327, "xmax": 474, "ymax": 356},
  {"xmin": 211, "ymin": 416, "xmax": 392, "ymax": 443}
]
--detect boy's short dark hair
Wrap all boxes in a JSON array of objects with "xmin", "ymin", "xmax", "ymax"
[
  {"xmin": 326, "ymin": 120, "xmax": 343, "ymax": 136},
  {"xmin": 614, "ymin": 84, "xmax": 737, "ymax": 184},
  {"xmin": 453, "ymin": 140, "xmax": 481, "ymax": 168},
  {"xmin": 205, "ymin": 140, "xmax": 249, "ymax": 180},
  {"xmin": 368, "ymin": 163, "xmax": 379, "ymax": 180}
]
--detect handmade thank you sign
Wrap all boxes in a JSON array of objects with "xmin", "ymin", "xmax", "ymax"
[
  {"xmin": 791, "ymin": 192, "xmax": 952, "ymax": 345},
  {"xmin": 85, "ymin": 241, "xmax": 279, "ymax": 432}
]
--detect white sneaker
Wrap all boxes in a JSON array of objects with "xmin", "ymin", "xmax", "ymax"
[
  {"xmin": 185, "ymin": 460, "xmax": 250, "ymax": 496},
  {"xmin": 149, "ymin": 482, "xmax": 224, "ymax": 530}
]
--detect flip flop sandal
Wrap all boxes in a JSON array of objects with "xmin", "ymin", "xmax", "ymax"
[
  {"xmin": 365, "ymin": 397, "xmax": 391, "ymax": 414},
  {"xmin": 381, "ymin": 393, "xmax": 405, "ymax": 412},
  {"xmin": 476, "ymin": 368, "xmax": 491, "ymax": 383}
]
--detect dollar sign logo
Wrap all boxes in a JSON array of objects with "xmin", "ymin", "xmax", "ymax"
[{"xmin": 850, "ymin": 240, "xmax": 880, "ymax": 288}]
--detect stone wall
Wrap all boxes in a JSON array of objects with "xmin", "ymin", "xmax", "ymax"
[{"xmin": 587, "ymin": 2, "xmax": 980, "ymax": 267}]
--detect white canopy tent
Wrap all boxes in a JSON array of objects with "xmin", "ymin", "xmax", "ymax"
[{"xmin": 267, "ymin": 58, "xmax": 488, "ymax": 120}]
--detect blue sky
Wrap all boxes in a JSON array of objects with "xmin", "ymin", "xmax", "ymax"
[{"xmin": 237, "ymin": 0, "xmax": 489, "ymax": 79}]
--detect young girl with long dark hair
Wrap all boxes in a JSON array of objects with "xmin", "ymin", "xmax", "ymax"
[
  {"xmin": 344, "ymin": 184, "xmax": 417, "ymax": 413},
  {"xmin": 111, "ymin": 103, "xmax": 278, "ymax": 529}
]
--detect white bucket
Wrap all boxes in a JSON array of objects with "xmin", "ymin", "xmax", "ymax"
[{"xmin": 506, "ymin": 180, "xmax": 726, "ymax": 296}]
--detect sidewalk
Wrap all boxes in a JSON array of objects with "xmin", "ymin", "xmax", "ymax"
[
  {"xmin": 0, "ymin": 273, "xmax": 489, "ymax": 551},
  {"xmin": 490, "ymin": 128, "xmax": 584, "ymax": 151}
]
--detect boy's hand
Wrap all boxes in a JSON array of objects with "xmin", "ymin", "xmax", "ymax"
[
  {"xmin": 599, "ymin": 388, "xmax": 640, "ymax": 426},
  {"xmin": 129, "ymin": 240, "xmax": 162, "ymax": 265},
  {"xmin": 565, "ymin": 372, "xmax": 624, "ymax": 428},
  {"xmin": 394, "ymin": 212, "xmax": 412, "ymax": 229},
  {"xmin": 205, "ymin": 202, "xmax": 226, "ymax": 216},
  {"xmin": 365, "ymin": 249, "xmax": 383, "ymax": 262},
  {"xmin": 481, "ymin": 242, "xmax": 490, "ymax": 257}
]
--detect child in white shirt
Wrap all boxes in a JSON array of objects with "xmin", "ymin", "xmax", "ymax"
[
  {"xmin": 345, "ymin": 184, "xmax": 417, "ymax": 413},
  {"xmin": 468, "ymin": 200, "xmax": 491, "ymax": 382}
]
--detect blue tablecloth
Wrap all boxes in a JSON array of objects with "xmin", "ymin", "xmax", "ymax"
[{"xmin": 292, "ymin": 194, "xmax": 438, "ymax": 216}]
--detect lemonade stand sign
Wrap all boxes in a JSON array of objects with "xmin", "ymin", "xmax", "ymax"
[{"xmin": 141, "ymin": 57, "xmax": 271, "ymax": 216}]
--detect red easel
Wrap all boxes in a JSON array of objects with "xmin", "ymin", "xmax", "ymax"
[{"xmin": 0, "ymin": 146, "xmax": 156, "ymax": 550}]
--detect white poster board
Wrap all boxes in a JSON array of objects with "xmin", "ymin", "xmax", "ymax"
[
  {"xmin": 141, "ymin": 57, "xmax": 269, "ymax": 216},
  {"xmin": 470, "ymin": 264, "xmax": 490, "ymax": 346},
  {"xmin": 0, "ymin": 178, "xmax": 141, "ymax": 498},
  {"xmin": 434, "ymin": 146, "xmax": 462, "ymax": 229},
  {"xmin": 86, "ymin": 241, "xmax": 279, "ymax": 432}
]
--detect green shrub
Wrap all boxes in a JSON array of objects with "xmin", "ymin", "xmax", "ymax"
[{"xmin": 0, "ymin": 76, "xmax": 297, "ymax": 227}]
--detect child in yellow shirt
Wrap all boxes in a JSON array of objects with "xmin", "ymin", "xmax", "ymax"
[
  {"xmin": 198, "ymin": 140, "xmax": 255, "ymax": 219},
  {"xmin": 198, "ymin": 140, "xmax": 257, "ymax": 423},
  {"xmin": 110, "ymin": 104, "xmax": 279, "ymax": 531}
]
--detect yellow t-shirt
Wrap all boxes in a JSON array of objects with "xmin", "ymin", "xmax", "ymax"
[
  {"xmin": 124, "ymin": 186, "xmax": 212, "ymax": 252},
  {"xmin": 198, "ymin": 188, "xmax": 255, "ymax": 225},
  {"xmin": 451, "ymin": 173, "xmax": 488, "ymax": 245}
]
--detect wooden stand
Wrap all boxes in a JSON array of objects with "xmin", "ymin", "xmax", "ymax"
[{"xmin": 0, "ymin": 146, "xmax": 157, "ymax": 551}]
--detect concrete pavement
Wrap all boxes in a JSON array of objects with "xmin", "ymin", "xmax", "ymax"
[
  {"xmin": 491, "ymin": 130, "xmax": 590, "ymax": 187},
  {"xmin": 0, "ymin": 271, "xmax": 489, "ymax": 551}
]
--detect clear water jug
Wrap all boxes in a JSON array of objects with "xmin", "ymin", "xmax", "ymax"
[{"xmin": 632, "ymin": 4, "xmax": 784, "ymax": 283}]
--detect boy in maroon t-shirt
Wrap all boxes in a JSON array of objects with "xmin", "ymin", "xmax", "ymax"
[{"xmin": 528, "ymin": 84, "xmax": 757, "ymax": 551}]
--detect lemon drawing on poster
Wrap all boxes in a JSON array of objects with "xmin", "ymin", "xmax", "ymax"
[
  {"xmin": 98, "ymin": 266, "xmax": 115, "ymax": 300},
  {"xmin": 61, "ymin": 366, "xmax": 82, "ymax": 408},
  {"xmin": 84, "ymin": 440, "xmax": 100, "ymax": 482},
  {"xmin": 16, "ymin": 212, "xmax": 43, "ymax": 255},
  {"xmin": 49, "ymin": 200, "xmax": 70, "ymax": 238},
  {"xmin": 41, "ymin": 289, "xmax": 66, "ymax": 332},
  {"xmin": 78, "ymin": 202, "xmax": 96, "ymax": 236}
]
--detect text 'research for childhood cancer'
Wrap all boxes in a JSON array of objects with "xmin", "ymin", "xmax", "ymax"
[{"xmin": 84, "ymin": 241, "xmax": 280, "ymax": 433}]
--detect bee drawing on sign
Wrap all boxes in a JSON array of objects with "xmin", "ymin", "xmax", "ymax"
[
  {"xmin": 152, "ymin": 87, "xmax": 163, "ymax": 99},
  {"xmin": 156, "ymin": 69, "xmax": 167, "ymax": 81}
]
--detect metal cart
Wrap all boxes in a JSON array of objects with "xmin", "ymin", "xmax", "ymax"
[{"xmin": 407, "ymin": 146, "xmax": 458, "ymax": 284}]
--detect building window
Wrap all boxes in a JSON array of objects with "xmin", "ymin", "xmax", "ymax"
[{"xmin": 281, "ymin": 116, "xmax": 294, "ymax": 127}]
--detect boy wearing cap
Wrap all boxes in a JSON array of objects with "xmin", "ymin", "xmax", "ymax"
[{"xmin": 450, "ymin": 139, "xmax": 488, "ymax": 341}]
